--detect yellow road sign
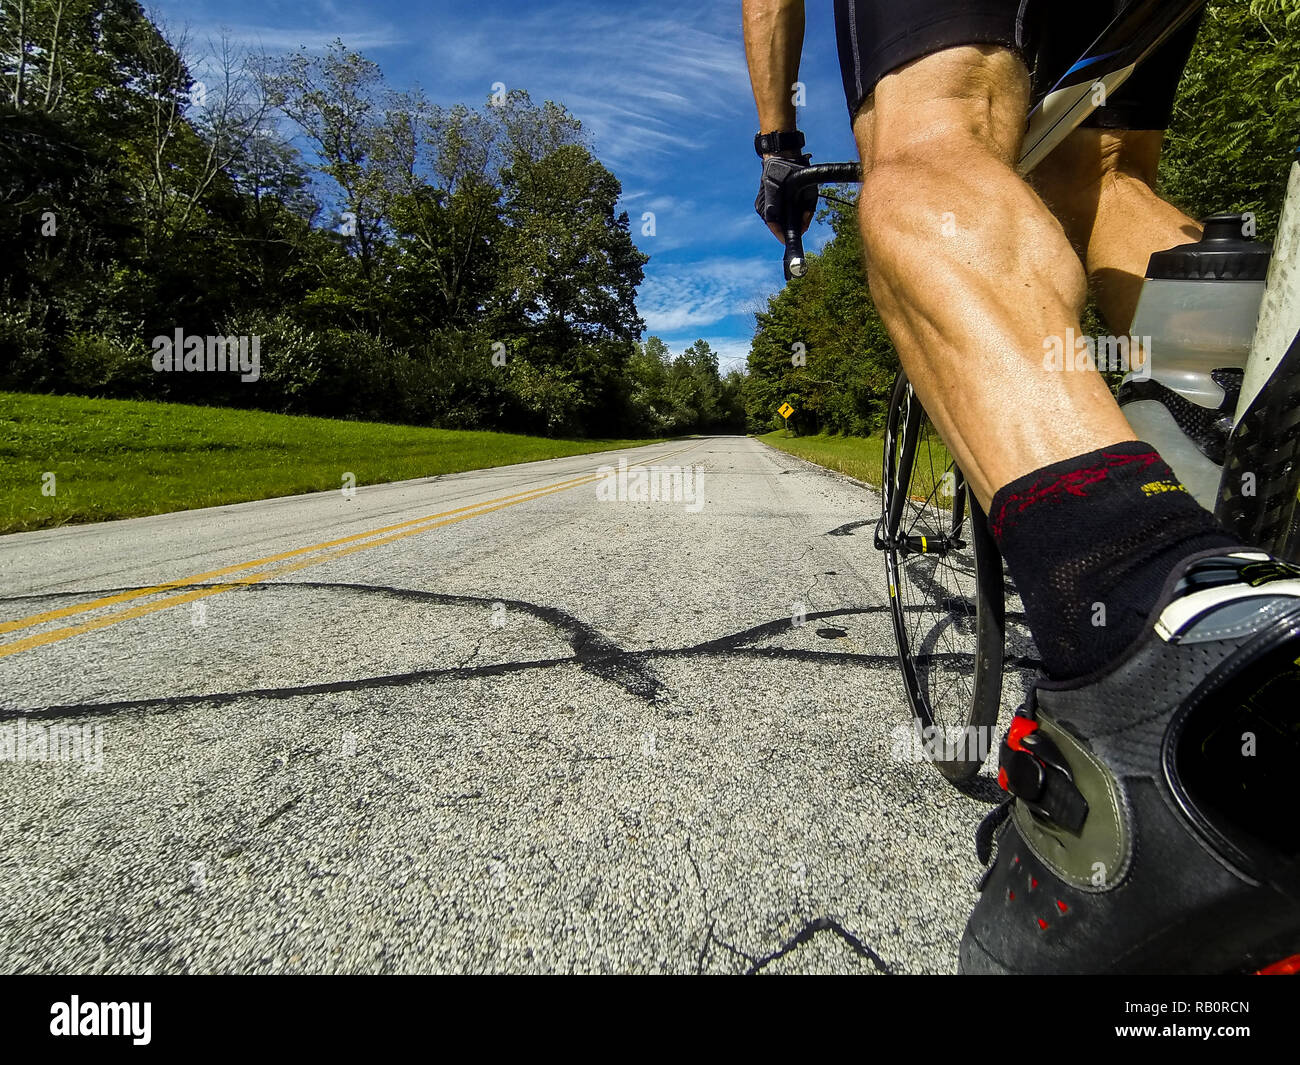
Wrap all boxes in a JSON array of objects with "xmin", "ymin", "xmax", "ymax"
[{"xmin": 778, "ymin": 403, "xmax": 794, "ymax": 420}]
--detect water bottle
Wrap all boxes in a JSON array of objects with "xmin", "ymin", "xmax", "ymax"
[{"xmin": 1118, "ymin": 214, "xmax": 1272, "ymax": 509}]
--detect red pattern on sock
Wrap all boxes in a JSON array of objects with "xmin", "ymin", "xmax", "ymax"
[{"xmin": 989, "ymin": 450, "xmax": 1162, "ymax": 540}]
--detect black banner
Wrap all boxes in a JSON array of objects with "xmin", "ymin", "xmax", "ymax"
[{"xmin": 1, "ymin": 974, "xmax": 1294, "ymax": 1052}]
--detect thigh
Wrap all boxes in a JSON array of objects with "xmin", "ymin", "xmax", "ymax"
[
  {"xmin": 833, "ymin": 0, "xmax": 1028, "ymax": 122},
  {"xmin": 1034, "ymin": 127, "xmax": 1165, "ymax": 201},
  {"xmin": 852, "ymin": 45, "xmax": 1031, "ymax": 171}
]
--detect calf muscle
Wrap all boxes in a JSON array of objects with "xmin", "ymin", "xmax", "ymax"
[{"xmin": 852, "ymin": 47, "xmax": 1135, "ymax": 507}]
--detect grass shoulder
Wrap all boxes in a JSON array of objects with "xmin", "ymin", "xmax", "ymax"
[
  {"xmin": 756, "ymin": 429, "xmax": 885, "ymax": 488},
  {"xmin": 0, "ymin": 391, "xmax": 665, "ymax": 534}
]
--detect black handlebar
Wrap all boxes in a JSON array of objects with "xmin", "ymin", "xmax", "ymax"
[{"xmin": 779, "ymin": 162, "xmax": 862, "ymax": 281}]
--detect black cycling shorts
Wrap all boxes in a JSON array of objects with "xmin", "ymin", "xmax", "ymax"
[{"xmin": 833, "ymin": 0, "xmax": 1203, "ymax": 129}]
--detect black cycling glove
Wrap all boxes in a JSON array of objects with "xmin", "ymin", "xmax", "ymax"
[{"xmin": 754, "ymin": 153, "xmax": 817, "ymax": 229}]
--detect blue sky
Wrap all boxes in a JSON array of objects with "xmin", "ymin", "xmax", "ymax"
[{"xmin": 146, "ymin": 0, "xmax": 860, "ymax": 372}]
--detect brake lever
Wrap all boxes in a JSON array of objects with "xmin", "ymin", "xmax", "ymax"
[
  {"xmin": 780, "ymin": 169, "xmax": 809, "ymax": 281},
  {"xmin": 784, "ymin": 211, "xmax": 807, "ymax": 281}
]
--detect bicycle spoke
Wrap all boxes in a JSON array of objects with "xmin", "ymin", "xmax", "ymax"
[{"xmin": 891, "ymin": 421, "xmax": 982, "ymax": 734}]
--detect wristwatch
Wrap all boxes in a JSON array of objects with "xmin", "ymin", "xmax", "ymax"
[{"xmin": 755, "ymin": 130, "xmax": 805, "ymax": 157}]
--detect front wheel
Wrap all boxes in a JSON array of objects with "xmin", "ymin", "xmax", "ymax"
[{"xmin": 879, "ymin": 370, "xmax": 1005, "ymax": 783}]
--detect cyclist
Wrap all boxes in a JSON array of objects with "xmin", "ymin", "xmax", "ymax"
[{"xmin": 745, "ymin": 0, "xmax": 1300, "ymax": 973}]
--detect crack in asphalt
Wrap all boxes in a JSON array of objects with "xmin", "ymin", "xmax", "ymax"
[
  {"xmin": 744, "ymin": 916, "xmax": 891, "ymax": 975},
  {"xmin": 684, "ymin": 834, "xmax": 892, "ymax": 975},
  {"xmin": 0, "ymin": 585, "xmax": 874, "ymax": 719},
  {"xmin": 684, "ymin": 835, "xmax": 713, "ymax": 975},
  {"xmin": 457, "ymin": 632, "xmax": 491, "ymax": 670},
  {"xmin": 433, "ymin": 791, "xmax": 485, "ymax": 808},
  {"xmin": 256, "ymin": 797, "xmax": 301, "ymax": 830},
  {"xmin": 774, "ymin": 540, "xmax": 849, "ymax": 615},
  {"xmin": 528, "ymin": 731, "xmax": 623, "ymax": 766}
]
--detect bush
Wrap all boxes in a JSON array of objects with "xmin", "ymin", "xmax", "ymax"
[
  {"xmin": 0, "ymin": 303, "xmax": 52, "ymax": 389},
  {"xmin": 221, "ymin": 311, "xmax": 321, "ymax": 412},
  {"xmin": 230, "ymin": 313, "xmax": 441, "ymax": 423},
  {"xmin": 417, "ymin": 333, "xmax": 513, "ymax": 431},
  {"xmin": 60, "ymin": 331, "xmax": 152, "ymax": 396},
  {"xmin": 506, "ymin": 360, "xmax": 583, "ymax": 437}
]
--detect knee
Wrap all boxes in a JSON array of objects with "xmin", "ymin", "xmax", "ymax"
[
  {"xmin": 1034, "ymin": 129, "xmax": 1164, "ymax": 209},
  {"xmin": 855, "ymin": 146, "xmax": 984, "ymax": 252}
]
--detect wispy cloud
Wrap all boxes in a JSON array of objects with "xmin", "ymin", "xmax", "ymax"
[
  {"xmin": 145, "ymin": 0, "xmax": 406, "ymax": 56},
  {"xmin": 622, "ymin": 193, "xmax": 767, "ymax": 253},
  {"xmin": 639, "ymin": 258, "xmax": 774, "ymax": 334},
  {"xmin": 426, "ymin": 5, "xmax": 751, "ymax": 174}
]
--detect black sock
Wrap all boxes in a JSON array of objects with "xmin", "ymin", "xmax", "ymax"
[{"xmin": 988, "ymin": 440, "xmax": 1237, "ymax": 680}]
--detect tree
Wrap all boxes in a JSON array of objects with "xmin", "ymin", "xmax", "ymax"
[
  {"xmin": 745, "ymin": 194, "xmax": 895, "ymax": 436},
  {"xmin": 1159, "ymin": 0, "xmax": 1300, "ymax": 239},
  {"xmin": 495, "ymin": 136, "xmax": 647, "ymax": 344},
  {"xmin": 627, "ymin": 336, "xmax": 672, "ymax": 433},
  {"xmin": 269, "ymin": 41, "xmax": 389, "ymax": 281},
  {"xmin": 376, "ymin": 93, "xmax": 506, "ymax": 335}
]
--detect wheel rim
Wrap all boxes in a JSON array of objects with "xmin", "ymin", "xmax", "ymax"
[{"xmin": 885, "ymin": 384, "xmax": 991, "ymax": 761}]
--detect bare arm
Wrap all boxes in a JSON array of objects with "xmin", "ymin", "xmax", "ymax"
[
  {"xmin": 743, "ymin": 0, "xmax": 804, "ymax": 142},
  {"xmin": 745, "ymin": 0, "xmax": 809, "ymax": 241}
]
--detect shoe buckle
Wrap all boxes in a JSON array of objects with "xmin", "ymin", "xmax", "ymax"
[{"xmin": 997, "ymin": 713, "xmax": 1090, "ymax": 833}]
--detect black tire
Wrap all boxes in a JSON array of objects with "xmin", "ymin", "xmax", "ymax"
[{"xmin": 879, "ymin": 370, "xmax": 1005, "ymax": 783}]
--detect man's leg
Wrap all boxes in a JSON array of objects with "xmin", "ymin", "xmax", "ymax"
[
  {"xmin": 852, "ymin": 45, "xmax": 1137, "ymax": 510},
  {"xmin": 852, "ymin": 44, "xmax": 1235, "ymax": 680},
  {"xmin": 1031, "ymin": 127, "xmax": 1201, "ymax": 333}
]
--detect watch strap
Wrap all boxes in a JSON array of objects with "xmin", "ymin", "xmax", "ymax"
[{"xmin": 755, "ymin": 130, "xmax": 805, "ymax": 157}]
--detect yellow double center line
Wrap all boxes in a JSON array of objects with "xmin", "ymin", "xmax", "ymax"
[{"xmin": 0, "ymin": 443, "xmax": 700, "ymax": 660}]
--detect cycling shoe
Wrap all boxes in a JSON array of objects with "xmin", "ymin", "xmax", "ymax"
[{"xmin": 960, "ymin": 549, "xmax": 1300, "ymax": 974}]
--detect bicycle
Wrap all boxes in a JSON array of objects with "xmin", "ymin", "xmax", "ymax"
[{"xmin": 770, "ymin": 0, "xmax": 1300, "ymax": 783}]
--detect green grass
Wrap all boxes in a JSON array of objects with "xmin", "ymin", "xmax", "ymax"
[
  {"xmin": 757, "ymin": 428, "xmax": 956, "ymax": 502},
  {"xmin": 0, "ymin": 392, "xmax": 665, "ymax": 534},
  {"xmin": 757, "ymin": 429, "xmax": 887, "ymax": 487}
]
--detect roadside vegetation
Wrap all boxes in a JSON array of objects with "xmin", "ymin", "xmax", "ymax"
[
  {"xmin": 1, "ymin": 3, "xmax": 742, "ymax": 438},
  {"xmin": 757, "ymin": 430, "xmax": 885, "ymax": 487},
  {"xmin": 0, "ymin": 392, "xmax": 662, "ymax": 533},
  {"xmin": 758, "ymin": 428, "xmax": 954, "ymax": 501}
]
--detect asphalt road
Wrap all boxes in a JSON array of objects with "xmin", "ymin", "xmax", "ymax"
[{"xmin": 0, "ymin": 435, "xmax": 1034, "ymax": 974}]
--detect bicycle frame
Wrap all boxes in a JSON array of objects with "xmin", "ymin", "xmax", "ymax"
[
  {"xmin": 1018, "ymin": 0, "xmax": 1206, "ymax": 174},
  {"xmin": 1217, "ymin": 151, "xmax": 1300, "ymax": 558}
]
